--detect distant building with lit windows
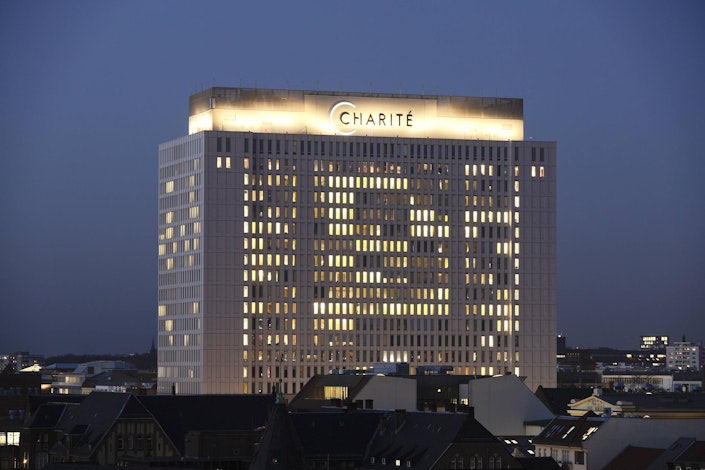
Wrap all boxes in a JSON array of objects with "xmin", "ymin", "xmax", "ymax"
[
  {"xmin": 640, "ymin": 335, "xmax": 669, "ymax": 350},
  {"xmin": 157, "ymin": 87, "xmax": 557, "ymax": 395},
  {"xmin": 667, "ymin": 340, "xmax": 701, "ymax": 371}
]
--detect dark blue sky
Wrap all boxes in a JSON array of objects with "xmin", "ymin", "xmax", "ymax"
[{"xmin": 1, "ymin": 1, "xmax": 704, "ymax": 356}]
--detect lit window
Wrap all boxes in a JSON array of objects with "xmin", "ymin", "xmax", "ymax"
[{"xmin": 324, "ymin": 386, "xmax": 348, "ymax": 400}]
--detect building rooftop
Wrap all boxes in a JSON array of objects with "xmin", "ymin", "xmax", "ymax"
[
  {"xmin": 678, "ymin": 440, "xmax": 705, "ymax": 463},
  {"xmin": 534, "ymin": 386, "xmax": 593, "ymax": 415},
  {"xmin": 252, "ymin": 406, "xmax": 517, "ymax": 470},
  {"xmin": 138, "ymin": 394, "xmax": 274, "ymax": 454},
  {"xmin": 532, "ymin": 412, "xmax": 607, "ymax": 448},
  {"xmin": 190, "ymin": 87, "xmax": 524, "ymax": 120},
  {"xmin": 187, "ymin": 86, "xmax": 525, "ymax": 139},
  {"xmin": 602, "ymin": 445, "xmax": 665, "ymax": 470},
  {"xmin": 569, "ymin": 391, "xmax": 705, "ymax": 415}
]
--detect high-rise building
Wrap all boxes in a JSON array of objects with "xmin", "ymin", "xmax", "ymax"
[
  {"xmin": 666, "ymin": 340, "xmax": 701, "ymax": 370},
  {"xmin": 158, "ymin": 87, "xmax": 557, "ymax": 395}
]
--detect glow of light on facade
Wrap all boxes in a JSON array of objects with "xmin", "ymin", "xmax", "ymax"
[{"xmin": 189, "ymin": 91, "xmax": 524, "ymax": 140}]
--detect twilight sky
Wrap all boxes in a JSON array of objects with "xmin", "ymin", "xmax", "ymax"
[{"xmin": 1, "ymin": 1, "xmax": 704, "ymax": 356}]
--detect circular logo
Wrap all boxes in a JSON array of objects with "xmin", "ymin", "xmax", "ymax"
[{"xmin": 329, "ymin": 100, "xmax": 357, "ymax": 135}]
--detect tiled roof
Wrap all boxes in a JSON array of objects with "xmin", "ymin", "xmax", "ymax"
[
  {"xmin": 44, "ymin": 392, "xmax": 275, "ymax": 459},
  {"xmin": 26, "ymin": 402, "xmax": 75, "ymax": 428},
  {"xmin": 602, "ymin": 445, "xmax": 664, "ymax": 470},
  {"xmin": 291, "ymin": 410, "xmax": 383, "ymax": 458},
  {"xmin": 532, "ymin": 412, "xmax": 606, "ymax": 447},
  {"xmin": 366, "ymin": 411, "xmax": 500, "ymax": 469},
  {"xmin": 50, "ymin": 392, "xmax": 138, "ymax": 458},
  {"xmin": 252, "ymin": 406, "xmax": 509, "ymax": 469},
  {"xmin": 27, "ymin": 395, "xmax": 86, "ymax": 418},
  {"xmin": 138, "ymin": 394, "xmax": 274, "ymax": 454},
  {"xmin": 678, "ymin": 440, "xmax": 705, "ymax": 462},
  {"xmin": 250, "ymin": 403, "xmax": 304, "ymax": 470}
]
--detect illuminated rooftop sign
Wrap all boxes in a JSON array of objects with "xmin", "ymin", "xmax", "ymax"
[{"xmin": 189, "ymin": 87, "xmax": 524, "ymax": 140}]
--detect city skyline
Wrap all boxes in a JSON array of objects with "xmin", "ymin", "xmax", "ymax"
[{"xmin": 2, "ymin": 1, "xmax": 704, "ymax": 356}]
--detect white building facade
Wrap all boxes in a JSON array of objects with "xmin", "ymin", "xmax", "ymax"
[
  {"xmin": 157, "ymin": 88, "xmax": 556, "ymax": 395},
  {"xmin": 666, "ymin": 341, "xmax": 701, "ymax": 370}
]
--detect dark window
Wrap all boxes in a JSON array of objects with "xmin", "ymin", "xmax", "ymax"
[{"xmin": 575, "ymin": 451, "xmax": 585, "ymax": 465}]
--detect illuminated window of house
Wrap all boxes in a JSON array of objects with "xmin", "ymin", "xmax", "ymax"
[{"xmin": 323, "ymin": 386, "xmax": 348, "ymax": 400}]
